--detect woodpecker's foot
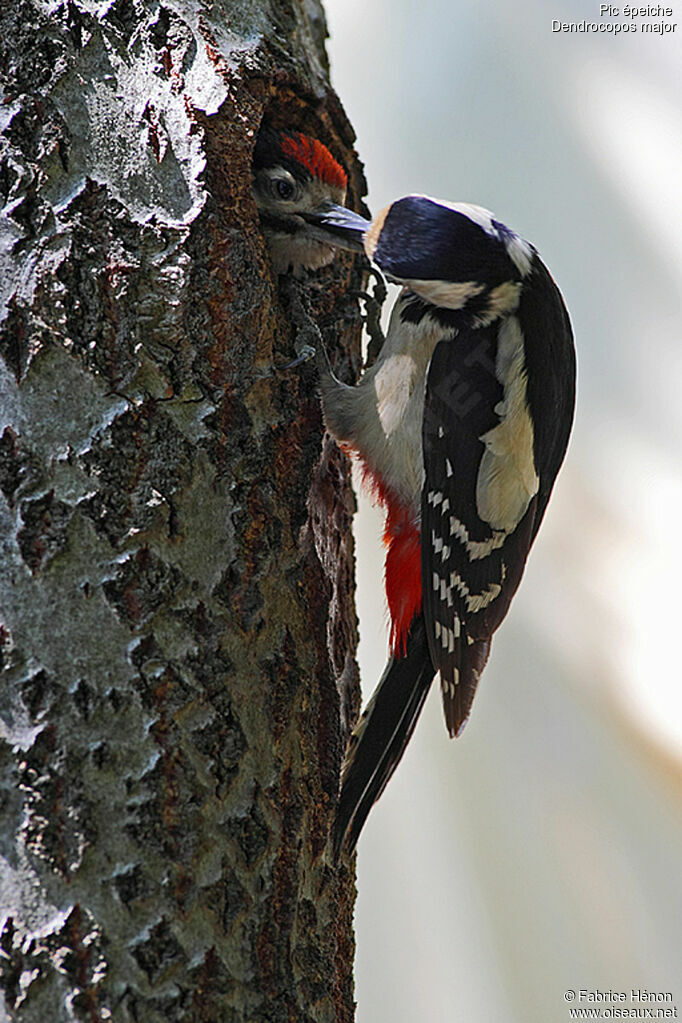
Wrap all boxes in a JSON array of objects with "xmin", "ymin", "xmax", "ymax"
[
  {"xmin": 352, "ymin": 264, "xmax": 388, "ymax": 365},
  {"xmin": 280, "ymin": 344, "xmax": 316, "ymax": 370},
  {"xmin": 273, "ymin": 276, "xmax": 325, "ymax": 373}
]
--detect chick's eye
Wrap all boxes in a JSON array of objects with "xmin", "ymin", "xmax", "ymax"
[{"xmin": 276, "ymin": 178, "xmax": 295, "ymax": 200}]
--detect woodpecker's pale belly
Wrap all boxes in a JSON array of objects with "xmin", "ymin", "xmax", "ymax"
[
  {"xmin": 358, "ymin": 351, "xmax": 427, "ymax": 515},
  {"xmin": 320, "ymin": 293, "xmax": 448, "ymax": 518}
]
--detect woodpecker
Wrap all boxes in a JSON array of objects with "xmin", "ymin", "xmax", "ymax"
[
  {"xmin": 307, "ymin": 195, "xmax": 577, "ymax": 855},
  {"xmin": 251, "ymin": 137, "xmax": 576, "ymax": 855},
  {"xmin": 252, "ymin": 126, "xmax": 367, "ymax": 272}
]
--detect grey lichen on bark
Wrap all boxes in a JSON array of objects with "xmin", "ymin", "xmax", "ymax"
[{"xmin": 0, "ymin": 1, "xmax": 364, "ymax": 1020}]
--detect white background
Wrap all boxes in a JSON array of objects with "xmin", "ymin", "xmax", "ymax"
[{"xmin": 323, "ymin": 1, "xmax": 682, "ymax": 1019}]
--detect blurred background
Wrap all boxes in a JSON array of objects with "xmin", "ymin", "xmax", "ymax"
[{"xmin": 323, "ymin": 0, "xmax": 682, "ymax": 1018}]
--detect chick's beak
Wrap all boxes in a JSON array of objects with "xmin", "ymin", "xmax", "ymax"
[{"xmin": 302, "ymin": 204, "xmax": 371, "ymax": 253}]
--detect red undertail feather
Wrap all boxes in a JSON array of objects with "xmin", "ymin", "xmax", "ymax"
[
  {"xmin": 349, "ymin": 455, "xmax": 422, "ymax": 656},
  {"xmin": 385, "ymin": 511, "xmax": 422, "ymax": 657},
  {"xmin": 281, "ymin": 133, "xmax": 348, "ymax": 190}
]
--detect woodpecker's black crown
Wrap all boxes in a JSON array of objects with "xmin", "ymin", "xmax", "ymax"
[{"xmin": 366, "ymin": 196, "xmax": 534, "ymax": 289}]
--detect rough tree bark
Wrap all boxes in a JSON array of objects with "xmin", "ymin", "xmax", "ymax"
[{"xmin": 0, "ymin": 2, "xmax": 364, "ymax": 1020}]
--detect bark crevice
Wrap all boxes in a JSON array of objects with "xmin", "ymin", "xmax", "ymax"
[{"xmin": 0, "ymin": 1, "xmax": 363, "ymax": 1019}]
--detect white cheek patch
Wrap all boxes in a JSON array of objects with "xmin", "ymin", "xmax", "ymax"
[
  {"xmin": 473, "ymin": 281, "xmax": 521, "ymax": 326},
  {"xmin": 374, "ymin": 353, "xmax": 416, "ymax": 436},
  {"xmin": 407, "ymin": 278, "xmax": 484, "ymax": 310},
  {"xmin": 476, "ymin": 316, "xmax": 539, "ymax": 532}
]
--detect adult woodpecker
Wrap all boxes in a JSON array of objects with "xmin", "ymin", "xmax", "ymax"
[
  {"xmin": 309, "ymin": 196, "xmax": 576, "ymax": 855},
  {"xmin": 252, "ymin": 127, "xmax": 367, "ymax": 272},
  {"xmin": 251, "ymin": 139, "xmax": 576, "ymax": 855}
]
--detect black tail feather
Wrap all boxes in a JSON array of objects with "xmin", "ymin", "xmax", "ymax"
[
  {"xmin": 442, "ymin": 635, "xmax": 491, "ymax": 738},
  {"xmin": 333, "ymin": 617, "xmax": 436, "ymax": 858}
]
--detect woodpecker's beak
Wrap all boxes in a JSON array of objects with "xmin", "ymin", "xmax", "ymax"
[{"xmin": 302, "ymin": 204, "xmax": 370, "ymax": 253}]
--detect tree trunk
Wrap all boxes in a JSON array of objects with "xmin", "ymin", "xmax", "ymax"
[{"xmin": 0, "ymin": 2, "xmax": 363, "ymax": 1020}]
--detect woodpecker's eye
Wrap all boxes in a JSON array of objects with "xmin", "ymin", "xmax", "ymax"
[{"xmin": 275, "ymin": 178, "xmax": 295, "ymax": 200}]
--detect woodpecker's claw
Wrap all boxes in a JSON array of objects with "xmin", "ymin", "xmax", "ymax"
[
  {"xmin": 274, "ymin": 277, "xmax": 326, "ymax": 374},
  {"xmin": 280, "ymin": 344, "xmax": 316, "ymax": 371},
  {"xmin": 352, "ymin": 264, "xmax": 388, "ymax": 365},
  {"xmin": 366, "ymin": 264, "xmax": 388, "ymax": 305}
]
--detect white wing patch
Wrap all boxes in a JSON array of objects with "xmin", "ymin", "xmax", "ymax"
[{"xmin": 476, "ymin": 315, "xmax": 539, "ymax": 532}]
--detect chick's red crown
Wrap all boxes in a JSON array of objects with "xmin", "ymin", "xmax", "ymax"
[{"xmin": 280, "ymin": 132, "xmax": 348, "ymax": 191}]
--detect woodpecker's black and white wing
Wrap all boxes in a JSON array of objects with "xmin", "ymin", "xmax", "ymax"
[{"xmin": 421, "ymin": 258, "xmax": 576, "ymax": 737}]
